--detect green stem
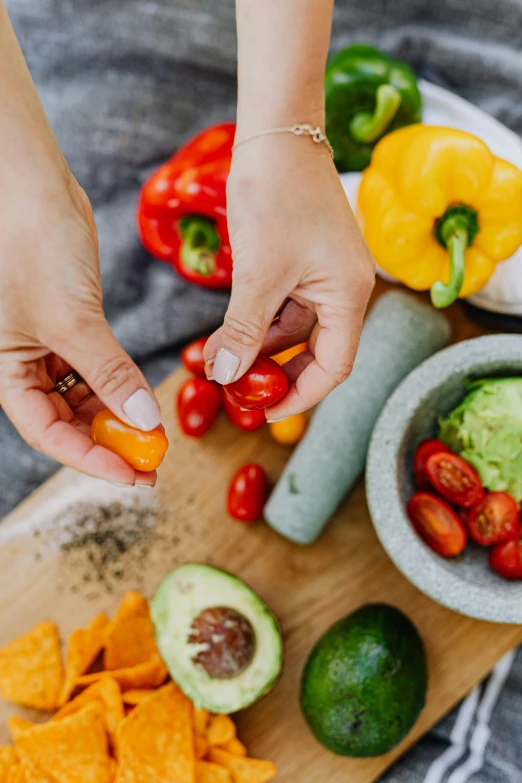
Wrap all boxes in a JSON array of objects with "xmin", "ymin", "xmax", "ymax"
[
  {"xmin": 430, "ymin": 205, "xmax": 480, "ymax": 308},
  {"xmin": 430, "ymin": 229, "xmax": 467, "ymax": 309},
  {"xmin": 349, "ymin": 84, "xmax": 402, "ymax": 144},
  {"xmin": 179, "ymin": 216, "xmax": 220, "ymax": 276}
]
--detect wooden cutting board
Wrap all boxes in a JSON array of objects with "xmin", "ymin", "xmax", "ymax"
[{"xmin": 1, "ymin": 281, "xmax": 521, "ymax": 782}]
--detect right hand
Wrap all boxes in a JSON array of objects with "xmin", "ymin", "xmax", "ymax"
[{"xmin": 0, "ymin": 165, "xmax": 162, "ymax": 486}]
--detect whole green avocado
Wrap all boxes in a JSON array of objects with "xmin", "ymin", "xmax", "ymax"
[{"xmin": 300, "ymin": 604, "xmax": 427, "ymax": 757}]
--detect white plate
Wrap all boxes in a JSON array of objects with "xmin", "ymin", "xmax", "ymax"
[{"xmin": 340, "ymin": 80, "xmax": 522, "ymax": 315}]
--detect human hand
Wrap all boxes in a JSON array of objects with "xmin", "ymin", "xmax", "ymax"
[
  {"xmin": 0, "ymin": 167, "xmax": 162, "ymax": 486},
  {"xmin": 203, "ymin": 135, "xmax": 375, "ymax": 419}
]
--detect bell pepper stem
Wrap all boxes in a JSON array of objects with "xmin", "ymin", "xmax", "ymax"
[
  {"xmin": 349, "ymin": 84, "xmax": 402, "ymax": 144},
  {"xmin": 430, "ymin": 228, "xmax": 467, "ymax": 309},
  {"xmin": 179, "ymin": 216, "xmax": 220, "ymax": 277}
]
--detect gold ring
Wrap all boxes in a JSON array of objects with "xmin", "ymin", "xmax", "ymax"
[{"xmin": 53, "ymin": 371, "xmax": 83, "ymax": 396}]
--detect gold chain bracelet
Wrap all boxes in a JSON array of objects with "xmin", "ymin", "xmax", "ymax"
[{"xmin": 232, "ymin": 123, "xmax": 334, "ymax": 159}]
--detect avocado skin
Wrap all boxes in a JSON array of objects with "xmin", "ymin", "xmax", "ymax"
[{"xmin": 300, "ymin": 604, "xmax": 427, "ymax": 757}]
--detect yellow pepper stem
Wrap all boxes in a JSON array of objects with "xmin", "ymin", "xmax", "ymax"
[
  {"xmin": 431, "ymin": 205, "xmax": 479, "ymax": 309},
  {"xmin": 349, "ymin": 84, "xmax": 402, "ymax": 144},
  {"xmin": 431, "ymin": 229, "xmax": 467, "ymax": 309}
]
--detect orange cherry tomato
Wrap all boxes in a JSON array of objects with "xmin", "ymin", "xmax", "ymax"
[
  {"xmin": 91, "ymin": 409, "xmax": 169, "ymax": 471},
  {"xmin": 271, "ymin": 342, "xmax": 308, "ymax": 366},
  {"xmin": 269, "ymin": 413, "xmax": 307, "ymax": 445}
]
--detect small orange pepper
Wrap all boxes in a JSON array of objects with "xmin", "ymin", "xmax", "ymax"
[
  {"xmin": 91, "ymin": 409, "xmax": 169, "ymax": 472},
  {"xmin": 269, "ymin": 413, "xmax": 307, "ymax": 446}
]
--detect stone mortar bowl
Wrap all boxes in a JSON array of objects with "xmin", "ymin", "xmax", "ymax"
[{"xmin": 366, "ymin": 334, "xmax": 522, "ymax": 624}]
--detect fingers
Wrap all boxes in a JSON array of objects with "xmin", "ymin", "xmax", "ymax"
[
  {"xmin": 0, "ymin": 361, "xmax": 137, "ymax": 484},
  {"xmin": 265, "ymin": 300, "xmax": 367, "ymax": 420},
  {"xmin": 203, "ymin": 274, "xmax": 286, "ymax": 386},
  {"xmin": 51, "ymin": 317, "xmax": 162, "ymax": 432},
  {"xmin": 260, "ymin": 299, "xmax": 316, "ymax": 357}
]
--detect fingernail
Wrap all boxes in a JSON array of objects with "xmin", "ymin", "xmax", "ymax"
[
  {"xmin": 266, "ymin": 417, "xmax": 285, "ymax": 423},
  {"xmin": 213, "ymin": 348, "xmax": 241, "ymax": 385},
  {"xmin": 136, "ymin": 476, "xmax": 156, "ymax": 489},
  {"xmin": 111, "ymin": 482, "xmax": 135, "ymax": 488},
  {"xmin": 122, "ymin": 389, "xmax": 162, "ymax": 431}
]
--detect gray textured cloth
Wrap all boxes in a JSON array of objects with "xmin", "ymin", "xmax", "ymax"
[{"xmin": 3, "ymin": 1, "xmax": 522, "ymax": 779}]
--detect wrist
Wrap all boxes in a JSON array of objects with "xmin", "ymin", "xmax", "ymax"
[{"xmin": 236, "ymin": 88, "xmax": 325, "ymax": 140}]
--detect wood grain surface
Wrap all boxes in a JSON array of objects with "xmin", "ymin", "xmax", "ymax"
[{"xmin": 0, "ymin": 280, "xmax": 520, "ymax": 782}]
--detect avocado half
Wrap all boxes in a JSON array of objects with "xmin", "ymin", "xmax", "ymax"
[
  {"xmin": 151, "ymin": 563, "xmax": 283, "ymax": 713},
  {"xmin": 300, "ymin": 604, "xmax": 427, "ymax": 757}
]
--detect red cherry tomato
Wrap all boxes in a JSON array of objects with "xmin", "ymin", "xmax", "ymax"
[
  {"xmin": 425, "ymin": 452, "xmax": 484, "ymax": 508},
  {"xmin": 413, "ymin": 439, "xmax": 452, "ymax": 490},
  {"xmin": 466, "ymin": 492, "xmax": 519, "ymax": 546},
  {"xmin": 222, "ymin": 391, "xmax": 266, "ymax": 432},
  {"xmin": 91, "ymin": 409, "xmax": 168, "ymax": 471},
  {"xmin": 227, "ymin": 463, "xmax": 269, "ymax": 522},
  {"xmin": 224, "ymin": 356, "xmax": 288, "ymax": 411},
  {"xmin": 489, "ymin": 537, "xmax": 522, "ymax": 580},
  {"xmin": 407, "ymin": 492, "xmax": 467, "ymax": 557},
  {"xmin": 177, "ymin": 377, "xmax": 221, "ymax": 437},
  {"xmin": 181, "ymin": 337, "xmax": 208, "ymax": 377}
]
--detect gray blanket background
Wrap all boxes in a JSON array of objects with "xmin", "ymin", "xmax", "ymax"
[{"xmin": 3, "ymin": 0, "xmax": 522, "ymax": 779}]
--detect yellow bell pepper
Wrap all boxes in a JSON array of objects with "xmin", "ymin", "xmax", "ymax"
[{"xmin": 358, "ymin": 124, "xmax": 522, "ymax": 307}]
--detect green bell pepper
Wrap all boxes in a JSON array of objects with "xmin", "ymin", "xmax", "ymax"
[{"xmin": 325, "ymin": 44, "xmax": 422, "ymax": 172}]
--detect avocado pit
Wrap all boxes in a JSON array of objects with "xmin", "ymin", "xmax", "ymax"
[{"xmin": 188, "ymin": 606, "xmax": 256, "ymax": 679}]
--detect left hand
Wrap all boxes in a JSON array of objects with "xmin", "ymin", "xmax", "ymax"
[{"xmin": 203, "ymin": 133, "xmax": 375, "ymax": 420}]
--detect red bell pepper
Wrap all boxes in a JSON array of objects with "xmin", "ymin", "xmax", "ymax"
[{"xmin": 137, "ymin": 123, "xmax": 235, "ymax": 289}]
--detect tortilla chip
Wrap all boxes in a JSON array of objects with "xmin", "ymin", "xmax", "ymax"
[
  {"xmin": 104, "ymin": 593, "xmax": 157, "ymax": 671},
  {"xmin": 207, "ymin": 750, "xmax": 276, "ymax": 783},
  {"xmin": 193, "ymin": 708, "xmax": 210, "ymax": 737},
  {"xmin": 223, "ymin": 738, "xmax": 247, "ymax": 757},
  {"xmin": 15, "ymin": 702, "xmax": 112, "ymax": 783},
  {"xmin": 207, "ymin": 715, "xmax": 236, "ymax": 747},
  {"xmin": 52, "ymin": 678, "xmax": 124, "ymax": 746},
  {"xmin": 194, "ymin": 734, "xmax": 209, "ymax": 760},
  {"xmin": 0, "ymin": 747, "xmax": 18, "ymax": 781},
  {"xmin": 75, "ymin": 654, "xmax": 167, "ymax": 692},
  {"xmin": 7, "ymin": 718, "xmax": 36, "ymax": 742},
  {"xmin": 0, "ymin": 621, "xmax": 63, "ymax": 711},
  {"xmin": 195, "ymin": 761, "xmax": 232, "ymax": 783},
  {"xmin": 121, "ymin": 690, "xmax": 155, "ymax": 706},
  {"xmin": 16, "ymin": 749, "xmax": 54, "ymax": 783},
  {"xmin": 6, "ymin": 763, "xmax": 25, "ymax": 783},
  {"xmin": 60, "ymin": 614, "xmax": 109, "ymax": 705},
  {"xmin": 115, "ymin": 682, "xmax": 194, "ymax": 783}
]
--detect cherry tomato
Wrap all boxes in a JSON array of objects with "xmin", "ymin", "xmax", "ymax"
[
  {"xmin": 489, "ymin": 538, "xmax": 522, "ymax": 580},
  {"xmin": 222, "ymin": 391, "xmax": 266, "ymax": 432},
  {"xmin": 413, "ymin": 439, "xmax": 452, "ymax": 490},
  {"xmin": 271, "ymin": 342, "xmax": 308, "ymax": 366},
  {"xmin": 425, "ymin": 452, "xmax": 484, "ymax": 508},
  {"xmin": 177, "ymin": 377, "xmax": 221, "ymax": 437},
  {"xmin": 91, "ymin": 409, "xmax": 168, "ymax": 471},
  {"xmin": 269, "ymin": 413, "xmax": 307, "ymax": 446},
  {"xmin": 181, "ymin": 337, "xmax": 208, "ymax": 377},
  {"xmin": 466, "ymin": 492, "xmax": 519, "ymax": 546},
  {"xmin": 407, "ymin": 492, "xmax": 467, "ymax": 557},
  {"xmin": 227, "ymin": 464, "xmax": 269, "ymax": 522},
  {"xmin": 224, "ymin": 356, "xmax": 289, "ymax": 411}
]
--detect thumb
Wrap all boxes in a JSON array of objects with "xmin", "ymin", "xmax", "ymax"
[
  {"xmin": 207, "ymin": 279, "xmax": 284, "ymax": 386},
  {"xmin": 53, "ymin": 317, "xmax": 162, "ymax": 431}
]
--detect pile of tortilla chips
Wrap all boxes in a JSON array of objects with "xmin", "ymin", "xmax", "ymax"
[{"xmin": 0, "ymin": 592, "xmax": 277, "ymax": 782}]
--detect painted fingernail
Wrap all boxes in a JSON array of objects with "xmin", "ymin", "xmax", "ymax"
[
  {"xmin": 122, "ymin": 389, "xmax": 161, "ymax": 431},
  {"xmin": 111, "ymin": 482, "xmax": 135, "ymax": 488},
  {"xmin": 213, "ymin": 348, "xmax": 241, "ymax": 385},
  {"xmin": 266, "ymin": 417, "xmax": 285, "ymax": 423},
  {"xmin": 136, "ymin": 479, "xmax": 156, "ymax": 488}
]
